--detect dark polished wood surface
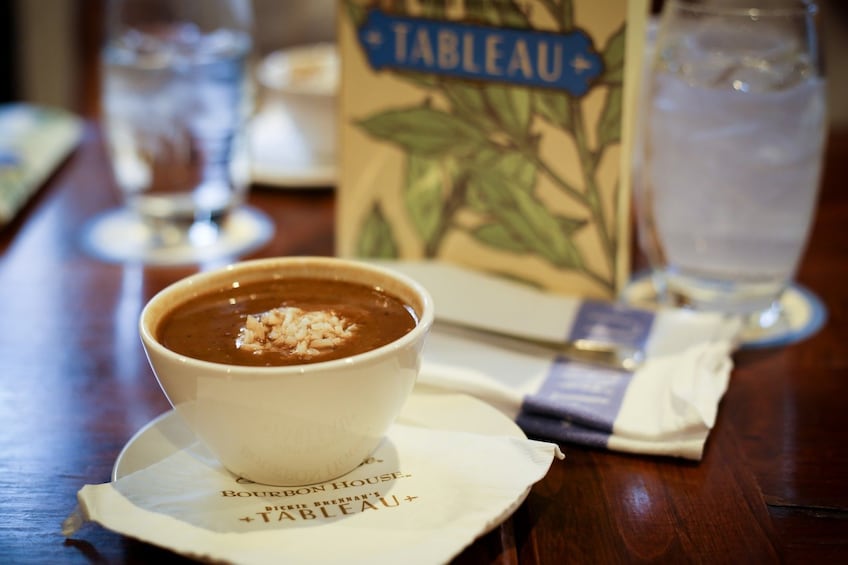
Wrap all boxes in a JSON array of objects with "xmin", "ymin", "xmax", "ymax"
[{"xmin": 1, "ymin": 122, "xmax": 846, "ymax": 563}]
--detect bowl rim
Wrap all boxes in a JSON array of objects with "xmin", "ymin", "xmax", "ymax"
[{"xmin": 139, "ymin": 256, "xmax": 434, "ymax": 375}]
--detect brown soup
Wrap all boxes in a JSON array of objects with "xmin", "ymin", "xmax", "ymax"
[{"xmin": 157, "ymin": 278, "xmax": 418, "ymax": 367}]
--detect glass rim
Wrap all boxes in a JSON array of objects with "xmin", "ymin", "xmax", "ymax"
[{"xmin": 668, "ymin": 0, "xmax": 819, "ymax": 18}]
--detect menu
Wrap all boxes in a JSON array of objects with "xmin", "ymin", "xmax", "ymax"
[{"xmin": 336, "ymin": 0, "xmax": 648, "ymax": 299}]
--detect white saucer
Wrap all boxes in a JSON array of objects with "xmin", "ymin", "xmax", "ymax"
[
  {"xmin": 113, "ymin": 385, "xmax": 525, "ymax": 481},
  {"xmin": 249, "ymin": 105, "xmax": 335, "ymax": 188},
  {"xmin": 621, "ymin": 273, "xmax": 827, "ymax": 349},
  {"xmin": 100, "ymin": 387, "xmax": 537, "ymax": 562},
  {"xmin": 81, "ymin": 206, "xmax": 274, "ymax": 267}
]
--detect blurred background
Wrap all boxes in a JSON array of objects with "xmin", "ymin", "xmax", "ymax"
[
  {"xmin": 0, "ymin": 0, "xmax": 336, "ymax": 117},
  {"xmin": 0, "ymin": 0, "xmax": 844, "ymax": 123}
]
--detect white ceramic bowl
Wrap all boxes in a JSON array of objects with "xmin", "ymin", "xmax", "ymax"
[
  {"xmin": 139, "ymin": 256, "xmax": 433, "ymax": 486},
  {"xmin": 257, "ymin": 43, "xmax": 338, "ymax": 158}
]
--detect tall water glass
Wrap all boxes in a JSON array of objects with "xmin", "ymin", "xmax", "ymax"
[
  {"xmin": 85, "ymin": 0, "xmax": 272, "ymax": 265},
  {"xmin": 637, "ymin": 0, "xmax": 827, "ymax": 334}
]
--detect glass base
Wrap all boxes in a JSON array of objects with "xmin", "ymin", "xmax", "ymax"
[
  {"xmin": 81, "ymin": 206, "xmax": 274, "ymax": 266},
  {"xmin": 621, "ymin": 272, "xmax": 827, "ymax": 349}
]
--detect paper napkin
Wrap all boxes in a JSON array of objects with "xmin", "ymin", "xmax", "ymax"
[
  {"xmin": 0, "ymin": 104, "xmax": 82, "ymax": 227},
  {"xmin": 377, "ymin": 261, "xmax": 741, "ymax": 460},
  {"xmin": 64, "ymin": 421, "xmax": 562, "ymax": 565}
]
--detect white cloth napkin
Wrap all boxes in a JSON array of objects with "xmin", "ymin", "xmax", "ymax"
[
  {"xmin": 422, "ymin": 327, "xmax": 733, "ymax": 460},
  {"xmin": 375, "ymin": 260, "xmax": 741, "ymax": 461},
  {"xmin": 64, "ymin": 412, "xmax": 562, "ymax": 565}
]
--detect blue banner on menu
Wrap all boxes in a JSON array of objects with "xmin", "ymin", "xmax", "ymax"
[{"xmin": 356, "ymin": 9, "xmax": 604, "ymax": 96}]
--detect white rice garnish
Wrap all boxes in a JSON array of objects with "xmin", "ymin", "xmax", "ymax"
[{"xmin": 236, "ymin": 307, "xmax": 356, "ymax": 358}]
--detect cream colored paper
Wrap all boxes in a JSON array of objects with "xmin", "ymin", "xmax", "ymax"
[
  {"xmin": 337, "ymin": 1, "xmax": 649, "ymax": 300},
  {"xmin": 66, "ymin": 421, "xmax": 561, "ymax": 564}
]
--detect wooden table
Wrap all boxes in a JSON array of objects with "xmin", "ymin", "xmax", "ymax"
[{"xmin": 1, "ymin": 122, "xmax": 846, "ymax": 563}]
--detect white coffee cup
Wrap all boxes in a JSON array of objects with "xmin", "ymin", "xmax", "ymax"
[
  {"xmin": 139, "ymin": 256, "xmax": 434, "ymax": 486},
  {"xmin": 257, "ymin": 43, "xmax": 338, "ymax": 159}
]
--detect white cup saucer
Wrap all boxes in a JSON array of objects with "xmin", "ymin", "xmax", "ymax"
[{"xmin": 113, "ymin": 384, "xmax": 524, "ymax": 481}]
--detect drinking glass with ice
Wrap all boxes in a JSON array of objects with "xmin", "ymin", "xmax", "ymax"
[
  {"xmin": 636, "ymin": 0, "xmax": 827, "ymax": 340},
  {"xmin": 83, "ymin": 0, "xmax": 273, "ymax": 265}
]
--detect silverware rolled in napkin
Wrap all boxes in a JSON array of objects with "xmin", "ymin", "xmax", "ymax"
[
  {"xmin": 371, "ymin": 261, "xmax": 648, "ymax": 371},
  {"xmin": 436, "ymin": 321, "xmax": 645, "ymax": 372}
]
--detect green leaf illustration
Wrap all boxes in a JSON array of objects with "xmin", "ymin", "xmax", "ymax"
[
  {"xmin": 474, "ymin": 213, "xmax": 587, "ymax": 252},
  {"xmin": 344, "ymin": 0, "xmax": 367, "ymax": 28},
  {"xmin": 418, "ymin": 0, "xmax": 448, "ymax": 18},
  {"xmin": 540, "ymin": 0, "xmax": 574, "ymax": 30},
  {"xmin": 357, "ymin": 107, "xmax": 486, "ymax": 158},
  {"xmin": 463, "ymin": 147, "xmax": 584, "ymax": 269},
  {"xmin": 404, "ymin": 154, "xmax": 446, "ymax": 246},
  {"xmin": 533, "ymin": 90, "xmax": 571, "ymax": 129},
  {"xmin": 484, "ymin": 84, "xmax": 533, "ymax": 140},
  {"xmin": 476, "ymin": 174, "xmax": 584, "ymax": 268},
  {"xmin": 557, "ymin": 213, "xmax": 589, "ymax": 236},
  {"xmin": 602, "ymin": 24, "xmax": 626, "ymax": 84},
  {"xmin": 443, "ymin": 82, "xmax": 497, "ymax": 131},
  {"xmin": 463, "ymin": 146, "xmax": 501, "ymax": 213},
  {"xmin": 465, "ymin": 0, "xmax": 530, "ymax": 27},
  {"xmin": 498, "ymin": 1, "xmax": 531, "ymax": 28},
  {"xmin": 466, "ymin": 146, "xmax": 536, "ymax": 213},
  {"xmin": 487, "ymin": 148, "xmax": 537, "ymax": 192},
  {"xmin": 356, "ymin": 203, "xmax": 399, "ymax": 258},
  {"xmin": 596, "ymin": 85, "xmax": 622, "ymax": 147},
  {"xmin": 472, "ymin": 223, "xmax": 529, "ymax": 253},
  {"xmin": 394, "ymin": 71, "xmax": 441, "ymax": 89}
]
